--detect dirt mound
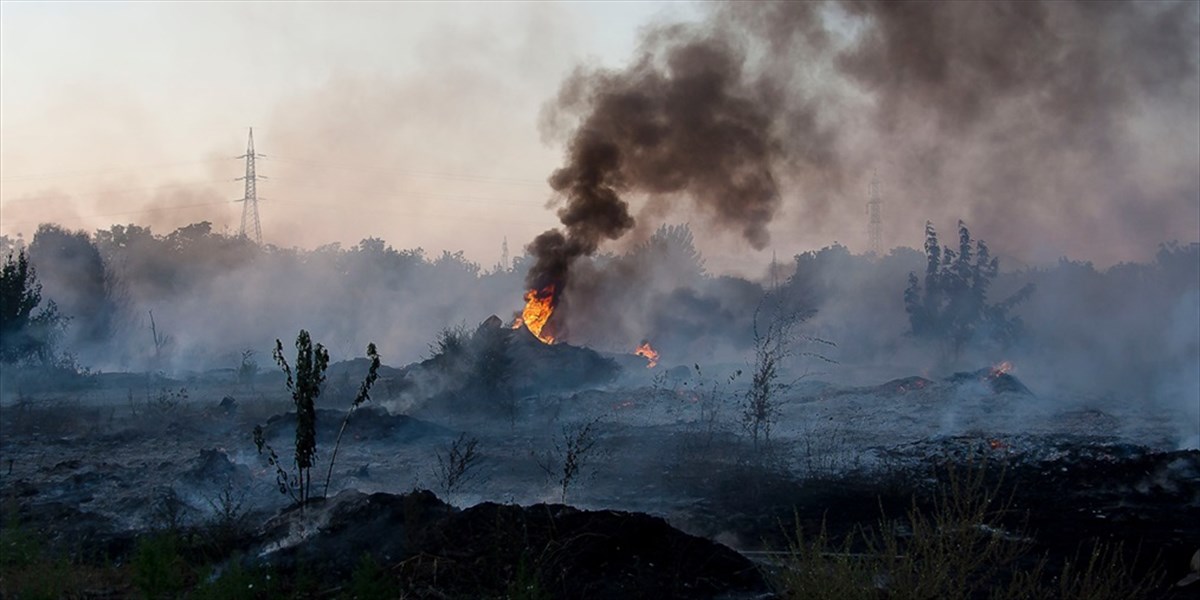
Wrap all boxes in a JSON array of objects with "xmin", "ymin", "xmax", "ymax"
[
  {"xmin": 871, "ymin": 375, "xmax": 935, "ymax": 396},
  {"xmin": 255, "ymin": 490, "xmax": 766, "ymax": 599},
  {"xmin": 945, "ymin": 367, "xmax": 1033, "ymax": 395},
  {"xmin": 181, "ymin": 448, "xmax": 250, "ymax": 486},
  {"xmin": 506, "ymin": 326, "xmax": 622, "ymax": 392},
  {"xmin": 393, "ymin": 316, "xmax": 621, "ymax": 413}
]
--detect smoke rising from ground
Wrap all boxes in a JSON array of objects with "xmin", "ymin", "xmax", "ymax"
[{"xmin": 527, "ymin": 23, "xmax": 789, "ymax": 292}]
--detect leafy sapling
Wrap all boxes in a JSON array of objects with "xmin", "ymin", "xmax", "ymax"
[
  {"xmin": 253, "ymin": 424, "xmax": 298, "ymax": 504},
  {"xmin": 269, "ymin": 330, "xmax": 329, "ymax": 506},
  {"xmin": 252, "ymin": 332, "xmax": 381, "ymax": 507}
]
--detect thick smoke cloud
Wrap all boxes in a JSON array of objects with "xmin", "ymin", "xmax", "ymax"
[
  {"xmin": 529, "ymin": 0, "xmax": 1198, "ymax": 301},
  {"xmin": 835, "ymin": 1, "xmax": 1194, "ymax": 137},
  {"xmin": 527, "ymin": 23, "xmax": 791, "ymax": 293}
]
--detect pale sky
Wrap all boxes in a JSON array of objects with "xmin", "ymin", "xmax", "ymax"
[
  {"xmin": 2, "ymin": 2, "xmax": 1197, "ymax": 274},
  {"xmin": 1, "ymin": 2, "xmax": 768, "ymax": 271}
]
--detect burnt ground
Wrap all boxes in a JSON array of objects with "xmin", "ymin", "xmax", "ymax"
[{"xmin": 1, "ymin": 359, "xmax": 1198, "ymax": 598}]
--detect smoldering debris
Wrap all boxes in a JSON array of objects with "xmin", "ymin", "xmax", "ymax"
[{"xmin": 390, "ymin": 315, "xmax": 621, "ymax": 414}]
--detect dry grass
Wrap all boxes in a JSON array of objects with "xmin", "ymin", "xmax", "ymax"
[{"xmin": 771, "ymin": 463, "xmax": 1166, "ymax": 600}]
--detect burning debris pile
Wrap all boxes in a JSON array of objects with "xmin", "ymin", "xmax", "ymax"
[
  {"xmin": 389, "ymin": 316, "xmax": 620, "ymax": 414},
  {"xmin": 634, "ymin": 341, "xmax": 660, "ymax": 369},
  {"xmin": 945, "ymin": 361, "xmax": 1033, "ymax": 395}
]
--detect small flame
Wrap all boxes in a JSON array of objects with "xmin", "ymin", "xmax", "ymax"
[
  {"xmin": 990, "ymin": 360, "xmax": 1014, "ymax": 378},
  {"xmin": 634, "ymin": 340, "xmax": 659, "ymax": 368},
  {"xmin": 513, "ymin": 285, "xmax": 556, "ymax": 344}
]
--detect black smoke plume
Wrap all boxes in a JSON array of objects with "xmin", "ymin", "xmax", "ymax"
[{"xmin": 526, "ymin": 24, "xmax": 790, "ymax": 295}]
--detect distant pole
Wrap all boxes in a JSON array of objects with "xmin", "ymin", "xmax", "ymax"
[
  {"xmin": 866, "ymin": 169, "xmax": 882, "ymax": 256},
  {"xmin": 236, "ymin": 128, "xmax": 266, "ymax": 245},
  {"xmin": 501, "ymin": 236, "xmax": 510, "ymax": 271}
]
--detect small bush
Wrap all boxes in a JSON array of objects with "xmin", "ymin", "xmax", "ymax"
[
  {"xmin": 344, "ymin": 552, "xmax": 397, "ymax": 600},
  {"xmin": 191, "ymin": 560, "xmax": 277, "ymax": 600},
  {"xmin": 132, "ymin": 532, "xmax": 189, "ymax": 599}
]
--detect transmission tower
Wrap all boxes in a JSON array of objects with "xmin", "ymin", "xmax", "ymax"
[
  {"xmin": 235, "ymin": 128, "xmax": 266, "ymax": 245},
  {"xmin": 770, "ymin": 250, "xmax": 780, "ymax": 290},
  {"xmin": 866, "ymin": 169, "xmax": 882, "ymax": 256},
  {"xmin": 501, "ymin": 236, "xmax": 510, "ymax": 271}
]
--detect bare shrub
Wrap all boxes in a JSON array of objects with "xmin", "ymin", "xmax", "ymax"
[
  {"xmin": 743, "ymin": 294, "xmax": 833, "ymax": 459},
  {"xmin": 537, "ymin": 416, "xmax": 605, "ymax": 503},
  {"xmin": 204, "ymin": 479, "xmax": 247, "ymax": 547},
  {"xmin": 236, "ymin": 349, "xmax": 258, "ymax": 389},
  {"xmin": 434, "ymin": 433, "xmax": 483, "ymax": 498}
]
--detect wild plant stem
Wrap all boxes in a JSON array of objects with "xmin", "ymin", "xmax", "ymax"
[{"xmin": 323, "ymin": 407, "xmax": 356, "ymax": 499}]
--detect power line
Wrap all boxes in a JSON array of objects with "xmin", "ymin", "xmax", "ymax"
[
  {"xmin": 0, "ymin": 154, "xmax": 547, "ymax": 188},
  {"xmin": 0, "ymin": 179, "xmax": 232, "ymax": 205},
  {"xmin": 0, "ymin": 177, "xmax": 541, "ymax": 209},
  {"xmin": 0, "ymin": 158, "xmax": 229, "ymax": 182},
  {"xmin": 261, "ymin": 175, "xmax": 545, "ymax": 207},
  {"xmin": 0, "ymin": 200, "xmax": 233, "ymax": 227},
  {"xmin": 266, "ymin": 155, "xmax": 547, "ymax": 188},
  {"xmin": 0, "ymin": 195, "xmax": 559, "ymax": 230},
  {"xmin": 0, "ymin": 182, "xmax": 549, "ymax": 223},
  {"xmin": 267, "ymin": 199, "xmax": 557, "ymax": 227}
]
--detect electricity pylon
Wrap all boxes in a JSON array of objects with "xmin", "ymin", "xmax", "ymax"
[{"xmin": 236, "ymin": 127, "xmax": 266, "ymax": 245}]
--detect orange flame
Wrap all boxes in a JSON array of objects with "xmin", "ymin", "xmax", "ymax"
[
  {"xmin": 512, "ymin": 285, "xmax": 556, "ymax": 344},
  {"xmin": 990, "ymin": 360, "xmax": 1014, "ymax": 378},
  {"xmin": 634, "ymin": 340, "xmax": 659, "ymax": 368}
]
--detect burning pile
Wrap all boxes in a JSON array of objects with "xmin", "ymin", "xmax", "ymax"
[
  {"xmin": 635, "ymin": 341, "xmax": 659, "ymax": 368},
  {"xmin": 512, "ymin": 285, "xmax": 558, "ymax": 344}
]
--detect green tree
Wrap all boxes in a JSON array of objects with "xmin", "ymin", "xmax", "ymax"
[
  {"xmin": 903, "ymin": 221, "xmax": 1033, "ymax": 357},
  {"xmin": 273, "ymin": 330, "xmax": 330, "ymax": 505},
  {"xmin": 28, "ymin": 224, "xmax": 117, "ymax": 345},
  {"xmin": 0, "ymin": 249, "xmax": 66, "ymax": 364},
  {"xmin": 256, "ymin": 332, "xmax": 380, "ymax": 507}
]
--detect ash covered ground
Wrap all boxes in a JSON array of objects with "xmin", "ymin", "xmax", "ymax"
[{"xmin": 2, "ymin": 311, "xmax": 1198, "ymax": 597}]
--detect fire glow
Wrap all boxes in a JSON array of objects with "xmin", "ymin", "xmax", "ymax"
[
  {"xmin": 635, "ymin": 341, "xmax": 659, "ymax": 368},
  {"xmin": 990, "ymin": 360, "xmax": 1014, "ymax": 378},
  {"xmin": 512, "ymin": 285, "xmax": 556, "ymax": 344}
]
